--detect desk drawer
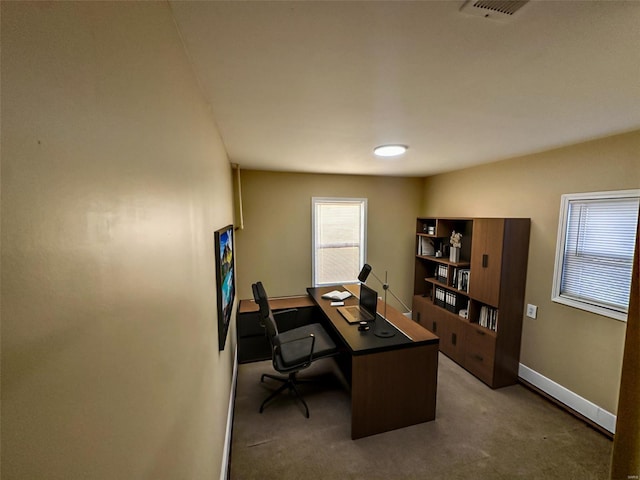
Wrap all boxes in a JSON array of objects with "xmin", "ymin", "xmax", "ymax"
[{"xmin": 464, "ymin": 326, "xmax": 496, "ymax": 385}]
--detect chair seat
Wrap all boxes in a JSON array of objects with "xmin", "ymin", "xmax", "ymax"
[{"xmin": 276, "ymin": 323, "xmax": 337, "ymax": 369}]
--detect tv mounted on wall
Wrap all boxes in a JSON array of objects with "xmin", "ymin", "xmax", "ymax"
[{"xmin": 215, "ymin": 224, "xmax": 235, "ymax": 351}]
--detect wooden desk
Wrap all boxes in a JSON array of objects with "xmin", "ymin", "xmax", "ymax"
[{"xmin": 308, "ymin": 285, "xmax": 439, "ymax": 439}]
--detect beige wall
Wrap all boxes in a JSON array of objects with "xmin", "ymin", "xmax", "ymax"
[
  {"xmin": 235, "ymin": 171, "xmax": 423, "ymax": 312},
  {"xmin": 1, "ymin": 3, "xmax": 235, "ymax": 479},
  {"xmin": 421, "ymin": 130, "xmax": 640, "ymax": 413}
]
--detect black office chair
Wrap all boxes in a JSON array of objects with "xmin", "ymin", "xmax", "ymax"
[{"xmin": 252, "ymin": 281, "xmax": 338, "ymax": 418}]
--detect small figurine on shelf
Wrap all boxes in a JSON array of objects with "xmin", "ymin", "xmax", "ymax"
[{"xmin": 449, "ymin": 231, "xmax": 462, "ymax": 262}]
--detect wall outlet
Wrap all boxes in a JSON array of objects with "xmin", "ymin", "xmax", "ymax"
[{"xmin": 526, "ymin": 304, "xmax": 538, "ymax": 319}]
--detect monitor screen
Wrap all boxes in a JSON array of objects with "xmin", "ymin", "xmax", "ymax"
[{"xmin": 360, "ymin": 283, "xmax": 378, "ymax": 319}]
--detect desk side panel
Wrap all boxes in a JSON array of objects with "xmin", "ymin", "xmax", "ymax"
[{"xmin": 351, "ymin": 344, "xmax": 438, "ymax": 439}]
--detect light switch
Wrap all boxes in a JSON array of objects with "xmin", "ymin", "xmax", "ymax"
[{"xmin": 526, "ymin": 304, "xmax": 538, "ymax": 319}]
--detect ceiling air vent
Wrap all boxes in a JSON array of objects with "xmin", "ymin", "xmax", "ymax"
[{"xmin": 460, "ymin": 0, "xmax": 529, "ymax": 21}]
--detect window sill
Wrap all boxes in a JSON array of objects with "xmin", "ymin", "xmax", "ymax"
[{"xmin": 552, "ymin": 295, "xmax": 628, "ymax": 322}]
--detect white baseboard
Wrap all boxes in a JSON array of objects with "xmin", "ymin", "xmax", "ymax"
[
  {"xmin": 220, "ymin": 345, "xmax": 239, "ymax": 480},
  {"xmin": 518, "ymin": 363, "xmax": 616, "ymax": 434}
]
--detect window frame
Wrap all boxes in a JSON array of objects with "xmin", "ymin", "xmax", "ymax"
[
  {"xmin": 311, "ymin": 197, "xmax": 367, "ymax": 287},
  {"xmin": 551, "ymin": 189, "xmax": 640, "ymax": 322}
]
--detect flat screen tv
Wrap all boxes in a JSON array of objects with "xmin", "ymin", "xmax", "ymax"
[{"xmin": 215, "ymin": 224, "xmax": 235, "ymax": 350}]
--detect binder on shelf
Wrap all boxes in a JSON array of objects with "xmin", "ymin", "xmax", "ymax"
[
  {"xmin": 434, "ymin": 287, "xmax": 446, "ymax": 308},
  {"xmin": 445, "ymin": 291, "xmax": 458, "ymax": 313},
  {"xmin": 436, "ymin": 265, "xmax": 448, "ymax": 284}
]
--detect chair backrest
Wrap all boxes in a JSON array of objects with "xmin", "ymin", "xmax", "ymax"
[{"xmin": 252, "ymin": 282, "xmax": 278, "ymax": 339}]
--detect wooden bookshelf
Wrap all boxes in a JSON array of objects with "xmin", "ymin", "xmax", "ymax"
[{"xmin": 412, "ymin": 217, "xmax": 530, "ymax": 388}]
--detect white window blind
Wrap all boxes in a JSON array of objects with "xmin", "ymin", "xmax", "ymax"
[
  {"xmin": 312, "ymin": 198, "xmax": 367, "ymax": 286},
  {"xmin": 552, "ymin": 190, "xmax": 639, "ymax": 321}
]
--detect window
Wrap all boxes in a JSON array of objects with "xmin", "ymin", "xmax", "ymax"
[
  {"xmin": 312, "ymin": 197, "xmax": 367, "ymax": 286},
  {"xmin": 552, "ymin": 189, "xmax": 639, "ymax": 321}
]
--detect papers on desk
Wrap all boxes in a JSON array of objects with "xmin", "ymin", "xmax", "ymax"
[{"xmin": 321, "ymin": 290, "xmax": 352, "ymax": 301}]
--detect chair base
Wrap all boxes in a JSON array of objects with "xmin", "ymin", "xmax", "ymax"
[{"xmin": 260, "ymin": 372, "xmax": 316, "ymax": 418}]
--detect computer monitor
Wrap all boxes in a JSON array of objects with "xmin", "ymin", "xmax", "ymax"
[
  {"xmin": 360, "ymin": 283, "xmax": 378, "ymax": 320},
  {"xmin": 361, "ymin": 282, "xmax": 396, "ymax": 338}
]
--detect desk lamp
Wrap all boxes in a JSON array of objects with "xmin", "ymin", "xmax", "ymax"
[{"xmin": 358, "ymin": 264, "xmax": 411, "ymax": 338}]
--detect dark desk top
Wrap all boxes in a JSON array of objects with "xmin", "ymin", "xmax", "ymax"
[{"xmin": 307, "ymin": 285, "xmax": 439, "ymax": 355}]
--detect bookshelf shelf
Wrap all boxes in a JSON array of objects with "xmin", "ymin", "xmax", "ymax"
[
  {"xmin": 416, "ymin": 255, "xmax": 470, "ymax": 268},
  {"xmin": 424, "ymin": 277, "xmax": 468, "ymax": 294},
  {"xmin": 412, "ymin": 217, "xmax": 530, "ymax": 388}
]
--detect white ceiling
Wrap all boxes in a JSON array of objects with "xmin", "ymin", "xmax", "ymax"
[{"xmin": 170, "ymin": 1, "xmax": 640, "ymax": 177}]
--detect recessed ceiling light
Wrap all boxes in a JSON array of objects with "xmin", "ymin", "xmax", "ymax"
[{"xmin": 373, "ymin": 144, "xmax": 408, "ymax": 157}]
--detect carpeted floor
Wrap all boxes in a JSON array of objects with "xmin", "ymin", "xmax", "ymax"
[{"xmin": 230, "ymin": 354, "xmax": 612, "ymax": 479}]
